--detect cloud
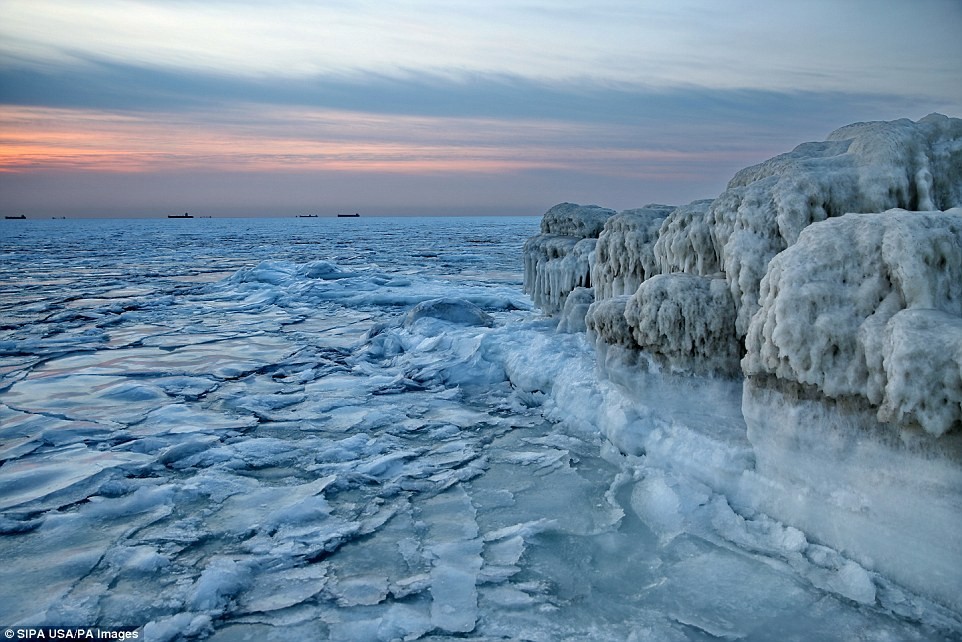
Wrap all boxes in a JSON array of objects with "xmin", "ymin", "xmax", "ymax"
[
  {"xmin": 1, "ymin": 0, "xmax": 958, "ymax": 217},
  {"xmin": 1, "ymin": 0, "xmax": 960, "ymax": 100},
  {"xmin": 0, "ymin": 56, "xmax": 942, "ymax": 127}
]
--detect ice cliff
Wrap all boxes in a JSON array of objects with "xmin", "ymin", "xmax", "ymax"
[{"xmin": 523, "ymin": 113, "xmax": 962, "ymax": 611}]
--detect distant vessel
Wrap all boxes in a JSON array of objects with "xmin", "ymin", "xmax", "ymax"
[
  {"xmin": 337, "ymin": 213, "xmax": 360, "ymax": 218},
  {"xmin": 168, "ymin": 212, "xmax": 194, "ymax": 219},
  {"xmin": 5, "ymin": 214, "xmax": 26, "ymax": 220},
  {"xmin": 298, "ymin": 214, "xmax": 318, "ymax": 218}
]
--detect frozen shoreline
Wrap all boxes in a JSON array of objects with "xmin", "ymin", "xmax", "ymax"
[{"xmin": 523, "ymin": 114, "xmax": 962, "ymax": 616}]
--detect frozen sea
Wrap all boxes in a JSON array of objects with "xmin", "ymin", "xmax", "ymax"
[{"xmin": 0, "ymin": 216, "xmax": 958, "ymax": 641}]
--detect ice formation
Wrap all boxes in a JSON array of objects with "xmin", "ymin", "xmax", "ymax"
[
  {"xmin": 652, "ymin": 199, "xmax": 718, "ymax": 276},
  {"xmin": 585, "ymin": 295, "xmax": 637, "ymax": 348},
  {"xmin": 522, "ymin": 203, "xmax": 615, "ymax": 314},
  {"xmin": 711, "ymin": 113, "xmax": 962, "ymax": 337},
  {"xmin": 744, "ymin": 209, "xmax": 962, "ymax": 436},
  {"xmin": 624, "ymin": 273, "xmax": 740, "ymax": 375},
  {"xmin": 523, "ymin": 114, "xmax": 962, "ymax": 613},
  {"xmin": 538, "ymin": 201, "xmax": 618, "ymax": 237},
  {"xmin": 591, "ymin": 205, "xmax": 674, "ymax": 300},
  {"xmin": 555, "ymin": 286, "xmax": 595, "ymax": 334}
]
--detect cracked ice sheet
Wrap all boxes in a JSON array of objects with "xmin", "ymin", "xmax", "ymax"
[{"xmin": 2, "ymin": 216, "xmax": 959, "ymax": 640}]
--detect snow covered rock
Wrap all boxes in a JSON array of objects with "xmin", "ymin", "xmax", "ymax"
[
  {"xmin": 523, "ymin": 203, "xmax": 615, "ymax": 314},
  {"xmin": 404, "ymin": 298, "xmax": 495, "ymax": 328},
  {"xmin": 585, "ymin": 295, "xmax": 638, "ymax": 349},
  {"xmin": 711, "ymin": 113, "xmax": 962, "ymax": 337},
  {"xmin": 625, "ymin": 274, "xmax": 741, "ymax": 375},
  {"xmin": 539, "ymin": 202, "xmax": 618, "ymax": 238},
  {"xmin": 591, "ymin": 205, "xmax": 675, "ymax": 301},
  {"xmin": 744, "ymin": 209, "xmax": 962, "ymax": 436},
  {"xmin": 652, "ymin": 199, "xmax": 718, "ymax": 276}
]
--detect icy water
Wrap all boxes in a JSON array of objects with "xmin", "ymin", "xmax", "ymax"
[{"xmin": 0, "ymin": 217, "xmax": 957, "ymax": 640}]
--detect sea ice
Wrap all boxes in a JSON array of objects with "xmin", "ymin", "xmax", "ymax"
[{"xmin": 2, "ymin": 204, "xmax": 959, "ymax": 638}]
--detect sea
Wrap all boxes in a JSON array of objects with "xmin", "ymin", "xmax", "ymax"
[{"xmin": 0, "ymin": 216, "xmax": 955, "ymax": 640}]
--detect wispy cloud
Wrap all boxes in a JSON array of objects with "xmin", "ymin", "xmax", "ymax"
[
  {"xmin": 1, "ymin": 0, "xmax": 960, "ymax": 99},
  {"xmin": 0, "ymin": 103, "xmax": 763, "ymax": 177}
]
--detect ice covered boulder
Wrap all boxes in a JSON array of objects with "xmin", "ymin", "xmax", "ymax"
[
  {"xmin": 525, "ymin": 115, "xmax": 962, "ymax": 382},
  {"xmin": 711, "ymin": 113, "xmax": 962, "ymax": 337},
  {"xmin": 523, "ymin": 203, "xmax": 616, "ymax": 315},
  {"xmin": 585, "ymin": 295, "xmax": 638, "ymax": 349},
  {"xmin": 744, "ymin": 209, "xmax": 962, "ymax": 436},
  {"xmin": 539, "ymin": 202, "xmax": 617, "ymax": 238},
  {"xmin": 742, "ymin": 208, "xmax": 962, "ymax": 610},
  {"xmin": 624, "ymin": 273, "xmax": 741, "ymax": 375},
  {"xmin": 522, "ymin": 235, "xmax": 595, "ymax": 314},
  {"xmin": 404, "ymin": 298, "xmax": 495, "ymax": 328},
  {"xmin": 652, "ymin": 199, "xmax": 719, "ymax": 276},
  {"xmin": 591, "ymin": 205, "xmax": 675, "ymax": 300}
]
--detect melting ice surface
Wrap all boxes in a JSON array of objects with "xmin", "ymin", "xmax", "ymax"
[{"xmin": 0, "ymin": 217, "xmax": 957, "ymax": 640}]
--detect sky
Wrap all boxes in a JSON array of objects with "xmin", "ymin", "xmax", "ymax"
[{"xmin": 0, "ymin": 0, "xmax": 960, "ymax": 218}]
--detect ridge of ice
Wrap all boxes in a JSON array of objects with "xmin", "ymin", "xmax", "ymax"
[{"xmin": 539, "ymin": 202, "xmax": 617, "ymax": 238}]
